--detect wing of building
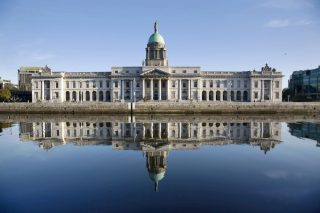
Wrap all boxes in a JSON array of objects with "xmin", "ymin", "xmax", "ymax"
[{"xmin": 30, "ymin": 22, "xmax": 283, "ymax": 103}]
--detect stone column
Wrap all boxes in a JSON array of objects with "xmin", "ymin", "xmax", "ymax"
[
  {"xmin": 143, "ymin": 124, "xmax": 145, "ymax": 139},
  {"xmin": 133, "ymin": 78, "xmax": 136, "ymax": 102},
  {"xmin": 270, "ymin": 80, "xmax": 273, "ymax": 102},
  {"xmin": 159, "ymin": 79, "xmax": 162, "ymax": 100},
  {"xmin": 159, "ymin": 123, "xmax": 162, "ymax": 138},
  {"xmin": 188, "ymin": 80, "xmax": 191, "ymax": 100},
  {"xmin": 150, "ymin": 79, "xmax": 154, "ymax": 100},
  {"xmin": 150, "ymin": 122, "xmax": 153, "ymax": 138},
  {"xmin": 121, "ymin": 80, "xmax": 124, "ymax": 101},
  {"xmin": 142, "ymin": 78, "xmax": 145, "ymax": 99},
  {"xmin": 261, "ymin": 80, "xmax": 264, "ymax": 101},
  {"xmin": 167, "ymin": 123, "xmax": 170, "ymax": 138},
  {"xmin": 178, "ymin": 80, "xmax": 182, "ymax": 101},
  {"xmin": 178, "ymin": 122, "xmax": 182, "ymax": 138},
  {"xmin": 166, "ymin": 79, "xmax": 170, "ymax": 100},
  {"xmin": 41, "ymin": 81, "xmax": 44, "ymax": 101},
  {"xmin": 129, "ymin": 80, "xmax": 132, "ymax": 101}
]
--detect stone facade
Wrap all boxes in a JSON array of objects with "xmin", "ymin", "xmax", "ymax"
[{"xmin": 30, "ymin": 22, "xmax": 283, "ymax": 103}]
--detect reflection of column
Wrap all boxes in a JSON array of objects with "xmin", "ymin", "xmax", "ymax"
[
  {"xmin": 143, "ymin": 124, "xmax": 145, "ymax": 139},
  {"xmin": 240, "ymin": 91, "xmax": 243, "ymax": 102},
  {"xmin": 159, "ymin": 79, "xmax": 162, "ymax": 100},
  {"xmin": 142, "ymin": 79, "xmax": 145, "ymax": 99},
  {"xmin": 150, "ymin": 122, "xmax": 154, "ymax": 138},
  {"xmin": 167, "ymin": 123, "xmax": 170, "ymax": 138},
  {"xmin": 150, "ymin": 79, "xmax": 153, "ymax": 100},
  {"xmin": 121, "ymin": 80, "xmax": 124, "ymax": 101},
  {"xmin": 159, "ymin": 123, "xmax": 162, "ymax": 138},
  {"xmin": 130, "ymin": 80, "xmax": 132, "ymax": 101},
  {"xmin": 270, "ymin": 80, "xmax": 273, "ymax": 101},
  {"xmin": 178, "ymin": 122, "xmax": 182, "ymax": 138}
]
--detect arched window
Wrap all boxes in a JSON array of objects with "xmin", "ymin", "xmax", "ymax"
[
  {"xmin": 209, "ymin": 91, "xmax": 214, "ymax": 101},
  {"xmin": 216, "ymin": 91, "xmax": 221, "ymax": 101},
  {"xmin": 99, "ymin": 91, "xmax": 104, "ymax": 101},
  {"xmin": 236, "ymin": 91, "xmax": 241, "ymax": 101},
  {"xmin": 92, "ymin": 91, "xmax": 97, "ymax": 101},
  {"xmin": 243, "ymin": 91, "xmax": 248, "ymax": 102},
  {"xmin": 86, "ymin": 91, "xmax": 90, "ymax": 101},
  {"xmin": 66, "ymin": 91, "xmax": 70, "ymax": 101},
  {"xmin": 202, "ymin": 91, "xmax": 207, "ymax": 101},
  {"xmin": 106, "ymin": 91, "xmax": 111, "ymax": 101},
  {"xmin": 72, "ymin": 91, "xmax": 77, "ymax": 101},
  {"xmin": 223, "ymin": 91, "xmax": 227, "ymax": 101},
  {"xmin": 231, "ymin": 91, "xmax": 235, "ymax": 101}
]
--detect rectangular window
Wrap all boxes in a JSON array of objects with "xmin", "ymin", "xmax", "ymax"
[
  {"xmin": 172, "ymin": 70, "xmax": 176, "ymax": 73},
  {"xmin": 254, "ymin": 92, "xmax": 258, "ymax": 99},
  {"xmin": 254, "ymin": 81, "xmax": 258, "ymax": 88},
  {"xmin": 55, "ymin": 81, "xmax": 59, "ymax": 88},
  {"xmin": 223, "ymin": 80, "xmax": 227, "ymax": 88},
  {"xmin": 100, "ymin": 81, "xmax": 103, "ymax": 88},
  {"xmin": 86, "ymin": 81, "xmax": 89, "ymax": 88},
  {"xmin": 55, "ymin": 92, "xmax": 59, "ymax": 99},
  {"xmin": 193, "ymin": 80, "xmax": 198, "ymax": 88},
  {"xmin": 183, "ymin": 70, "xmax": 187, "ymax": 73},
  {"xmin": 171, "ymin": 91, "xmax": 176, "ymax": 99},
  {"xmin": 244, "ymin": 80, "xmax": 247, "ymax": 88},
  {"xmin": 231, "ymin": 80, "xmax": 234, "ymax": 88},
  {"xmin": 56, "ymin": 130, "xmax": 59, "ymax": 137},
  {"xmin": 93, "ymin": 81, "xmax": 96, "ymax": 88},
  {"xmin": 106, "ymin": 81, "xmax": 110, "ymax": 88},
  {"xmin": 203, "ymin": 80, "xmax": 206, "ymax": 88},
  {"xmin": 114, "ymin": 81, "xmax": 118, "ymax": 88},
  {"xmin": 126, "ymin": 82, "xmax": 130, "ymax": 88},
  {"xmin": 35, "ymin": 92, "xmax": 38, "ymax": 100},
  {"xmin": 80, "ymin": 82, "xmax": 82, "ymax": 88},
  {"xmin": 35, "ymin": 82, "xmax": 39, "ymax": 89},
  {"xmin": 237, "ymin": 80, "xmax": 240, "ymax": 88},
  {"xmin": 275, "ymin": 81, "xmax": 280, "ymax": 88},
  {"xmin": 275, "ymin": 92, "xmax": 279, "ymax": 99},
  {"xmin": 66, "ymin": 81, "xmax": 70, "ymax": 88},
  {"xmin": 146, "ymin": 82, "xmax": 150, "ymax": 88},
  {"xmin": 183, "ymin": 82, "xmax": 186, "ymax": 88},
  {"xmin": 136, "ymin": 82, "xmax": 140, "ymax": 88},
  {"xmin": 172, "ymin": 80, "xmax": 175, "ymax": 87},
  {"xmin": 217, "ymin": 80, "xmax": 220, "ymax": 88},
  {"xmin": 73, "ymin": 81, "xmax": 76, "ymax": 88}
]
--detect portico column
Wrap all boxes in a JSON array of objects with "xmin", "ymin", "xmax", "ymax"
[
  {"xmin": 159, "ymin": 123, "xmax": 162, "ymax": 138},
  {"xmin": 261, "ymin": 80, "xmax": 264, "ymax": 101},
  {"xmin": 178, "ymin": 80, "xmax": 182, "ymax": 101},
  {"xmin": 188, "ymin": 80, "xmax": 191, "ymax": 100},
  {"xmin": 142, "ymin": 78, "xmax": 145, "ymax": 99},
  {"xmin": 166, "ymin": 79, "xmax": 170, "ymax": 100},
  {"xmin": 129, "ymin": 80, "xmax": 132, "ymax": 101},
  {"xmin": 150, "ymin": 122, "xmax": 154, "ymax": 138},
  {"xmin": 121, "ymin": 80, "xmax": 124, "ymax": 101},
  {"xmin": 150, "ymin": 79, "xmax": 154, "ymax": 100},
  {"xmin": 270, "ymin": 80, "xmax": 273, "ymax": 101},
  {"xmin": 159, "ymin": 79, "xmax": 162, "ymax": 100},
  {"xmin": 41, "ymin": 81, "xmax": 44, "ymax": 101}
]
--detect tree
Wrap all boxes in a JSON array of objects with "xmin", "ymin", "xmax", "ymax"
[{"xmin": 0, "ymin": 88, "xmax": 11, "ymax": 102}]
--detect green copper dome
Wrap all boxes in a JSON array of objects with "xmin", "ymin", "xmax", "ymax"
[
  {"xmin": 148, "ymin": 32, "xmax": 165, "ymax": 44},
  {"xmin": 148, "ymin": 21, "xmax": 165, "ymax": 45}
]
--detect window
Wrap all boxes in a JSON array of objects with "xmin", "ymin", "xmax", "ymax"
[
  {"xmin": 172, "ymin": 70, "xmax": 176, "ymax": 73},
  {"xmin": 183, "ymin": 82, "xmax": 186, "ymax": 88},
  {"xmin": 254, "ymin": 92, "xmax": 258, "ymax": 99},
  {"xmin": 55, "ymin": 92, "xmax": 59, "ymax": 99},
  {"xmin": 217, "ymin": 80, "xmax": 220, "ymax": 88},
  {"xmin": 55, "ymin": 81, "xmax": 59, "ymax": 88},
  {"xmin": 34, "ymin": 92, "xmax": 38, "ymax": 100},
  {"xmin": 223, "ymin": 80, "xmax": 227, "ymax": 88},
  {"xmin": 66, "ymin": 81, "xmax": 70, "ymax": 88},
  {"xmin": 126, "ymin": 81, "xmax": 130, "ymax": 88},
  {"xmin": 136, "ymin": 82, "xmax": 140, "ymax": 87},
  {"xmin": 86, "ymin": 81, "xmax": 89, "ymax": 88},
  {"xmin": 106, "ymin": 81, "xmax": 110, "ymax": 88},
  {"xmin": 210, "ymin": 80, "xmax": 213, "ymax": 88},
  {"xmin": 93, "ymin": 81, "xmax": 96, "ymax": 88},
  {"xmin": 231, "ymin": 80, "xmax": 234, "ymax": 88},
  {"xmin": 80, "ymin": 82, "xmax": 82, "ymax": 88},
  {"xmin": 254, "ymin": 81, "xmax": 258, "ymax": 88},
  {"xmin": 275, "ymin": 92, "xmax": 279, "ymax": 99},
  {"xmin": 193, "ymin": 80, "xmax": 198, "ymax": 88},
  {"xmin": 56, "ymin": 130, "xmax": 59, "ymax": 137},
  {"xmin": 275, "ymin": 81, "xmax": 280, "ymax": 88},
  {"xmin": 244, "ymin": 80, "xmax": 247, "ymax": 88},
  {"xmin": 114, "ymin": 81, "xmax": 118, "ymax": 88},
  {"xmin": 183, "ymin": 70, "xmax": 187, "ymax": 73},
  {"xmin": 203, "ymin": 80, "xmax": 206, "ymax": 88},
  {"xmin": 100, "ymin": 81, "xmax": 103, "ymax": 88},
  {"xmin": 194, "ymin": 70, "xmax": 198, "ymax": 73},
  {"xmin": 73, "ymin": 81, "xmax": 76, "ymax": 88},
  {"xmin": 171, "ymin": 91, "xmax": 176, "ymax": 99},
  {"xmin": 115, "ymin": 70, "xmax": 118, "ymax": 74},
  {"xmin": 237, "ymin": 80, "xmax": 240, "ymax": 88},
  {"xmin": 35, "ymin": 82, "xmax": 39, "ymax": 89},
  {"xmin": 172, "ymin": 80, "xmax": 176, "ymax": 87}
]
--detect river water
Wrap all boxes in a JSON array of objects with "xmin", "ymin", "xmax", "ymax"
[{"xmin": 0, "ymin": 114, "xmax": 319, "ymax": 212}]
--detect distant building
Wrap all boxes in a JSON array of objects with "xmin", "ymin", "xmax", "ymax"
[
  {"xmin": 29, "ymin": 22, "xmax": 283, "ymax": 103},
  {"xmin": 18, "ymin": 66, "xmax": 50, "ymax": 91},
  {"xmin": 0, "ymin": 77, "xmax": 12, "ymax": 89},
  {"xmin": 288, "ymin": 66, "xmax": 320, "ymax": 101}
]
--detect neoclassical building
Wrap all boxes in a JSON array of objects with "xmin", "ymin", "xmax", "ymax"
[{"xmin": 31, "ymin": 22, "xmax": 283, "ymax": 103}]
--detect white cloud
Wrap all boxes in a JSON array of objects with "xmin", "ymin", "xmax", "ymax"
[
  {"xmin": 260, "ymin": 0, "xmax": 314, "ymax": 10},
  {"xmin": 265, "ymin": 19, "xmax": 311, "ymax": 28}
]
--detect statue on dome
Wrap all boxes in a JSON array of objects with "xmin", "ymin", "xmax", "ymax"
[{"xmin": 154, "ymin": 21, "xmax": 158, "ymax": 33}]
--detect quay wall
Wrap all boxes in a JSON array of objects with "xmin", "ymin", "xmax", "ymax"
[{"xmin": 0, "ymin": 102, "xmax": 320, "ymax": 114}]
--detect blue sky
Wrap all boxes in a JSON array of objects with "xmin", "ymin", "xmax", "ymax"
[{"xmin": 0, "ymin": 0, "xmax": 319, "ymax": 87}]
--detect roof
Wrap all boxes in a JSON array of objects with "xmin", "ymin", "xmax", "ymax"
[{"xmin": 19, "ymin": 66, "xmax": 44, "ymax": 71}]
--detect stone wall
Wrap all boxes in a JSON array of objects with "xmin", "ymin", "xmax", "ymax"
[{"xmin": 0, "ymin": 102, "xmax": 319, "ymax": 114}]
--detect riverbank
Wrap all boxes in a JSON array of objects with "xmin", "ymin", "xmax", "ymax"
[{"xmin": 0, "ymin": 102, "xmax": 320, "ymax": 114}]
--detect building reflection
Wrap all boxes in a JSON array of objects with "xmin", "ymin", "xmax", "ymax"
[
  {"xmin": 288, "ymin": 122, "xmax": 320, "ymax": 147},
  {"xmin": 19, "ymin": 119, "xmax": 282, "ymax": 191}
]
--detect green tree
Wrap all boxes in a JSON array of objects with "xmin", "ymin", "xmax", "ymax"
[{"xmin": 0, "ymin": 88, "xmax": 11, "ymax": 102}]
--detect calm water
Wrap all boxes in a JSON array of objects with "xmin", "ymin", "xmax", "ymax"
[{"xmin": 0, "ymin": 115, "xmax": 319, "ymax": 213}]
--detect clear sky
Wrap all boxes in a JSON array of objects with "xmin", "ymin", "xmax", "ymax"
[{"xmin": 0, "ymin": 0, "xmax": 319, "ymax": 87}]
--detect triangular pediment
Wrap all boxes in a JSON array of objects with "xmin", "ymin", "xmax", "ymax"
[{"xmin": 141, "ymin": 68, "xmax": 170, "ymax": 77}]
